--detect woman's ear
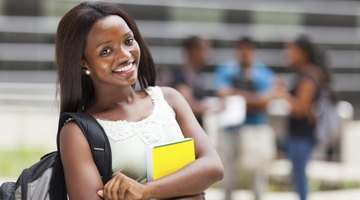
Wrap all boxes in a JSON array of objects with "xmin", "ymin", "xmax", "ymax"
[{"xmin": 81, "ymin": 61, "xmax": 91, "ymax": 75}]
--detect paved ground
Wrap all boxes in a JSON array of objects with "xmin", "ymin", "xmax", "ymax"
[
  {"xmin": 206, "ymin": 188, "xmax": 360, "ymax": 200},
  {"xmin": 0, "ymin": 177, "xmax": 359, "ymax": 200}
]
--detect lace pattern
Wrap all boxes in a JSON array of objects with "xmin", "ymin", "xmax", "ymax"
[{"xmin": 97, "ymin": 87, "xmax": 178, "ymax": 145}]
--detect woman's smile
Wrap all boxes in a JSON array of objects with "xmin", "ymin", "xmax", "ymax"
[{"xmin": 112, "ymin": 59, "xmax": 137, "ymax": 76}]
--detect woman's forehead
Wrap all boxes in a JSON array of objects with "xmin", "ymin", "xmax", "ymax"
[
  {"xmin": 87, "ymin": 15, "xmax": 132, "ymax": 42},
  {"xmin": 96, "ymin": 15, "xmax": 129, "ymax": 29},
  {"xmin": 90, "ymin": 15, "xmax": 130, "ymax": 34}
]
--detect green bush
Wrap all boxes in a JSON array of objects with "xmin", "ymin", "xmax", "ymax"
[{"xmin": 0, "ymin": 148, "xmax": 47, "ymax": 177}]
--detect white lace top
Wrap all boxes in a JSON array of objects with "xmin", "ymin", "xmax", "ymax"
[{"xmin": 96, "ymin": 86, "xmax": 184, "ymax": 183}]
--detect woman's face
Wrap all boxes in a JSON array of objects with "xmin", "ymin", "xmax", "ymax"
[
  {"xmin": 286, "ymin": 43, "xmax": 306, "ymax": 68},
  {"xmin": 82, "ymin": 15, "xmax": 141, "ymax": 88}
]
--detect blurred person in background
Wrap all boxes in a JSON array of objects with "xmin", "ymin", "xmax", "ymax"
[
  {"xmin": 215, "ymin": 36, "xmax": 278, "ymax": 200},
  {"xmin": 168, "ymin": 35, "xmax": 211, "ymax": 126},
  {"xmin": 279, "ymin": 35, "xmax": 336, "ymax": 200}
]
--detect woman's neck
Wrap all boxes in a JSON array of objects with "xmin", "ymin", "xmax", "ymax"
[
  {"xmin": 90, "ymin": 84, "xmax": 136, "ymax": 113},
  {"xmin": 185, "ymin": 57, "xmax": 202, "ymax": 71},
  {"xmin": 294, "ymin": 60, "xmax": 311, "ymax": 72}
]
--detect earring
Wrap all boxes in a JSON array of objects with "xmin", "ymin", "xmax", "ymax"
[{"xmin": 85, "ymin": 70, "xmax": 91, "ymax": 75}]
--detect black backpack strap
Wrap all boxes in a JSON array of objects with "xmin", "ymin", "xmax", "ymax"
[{"xmin": 57, "ymin": 112, "xmax": 113, "ymax": 184}]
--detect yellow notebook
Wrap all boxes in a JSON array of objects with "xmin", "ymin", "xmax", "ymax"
[{"xmin": 146, "ymin": 138, "xmax": 195, "ymax": 181}]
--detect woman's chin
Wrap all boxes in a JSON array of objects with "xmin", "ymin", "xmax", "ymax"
[
  {"xmin": 114, "ymin": 70, "xmax": 139, "ymax": 87},
  {"xmin": 125, "ymin": 76, "xmax": 138, "ymax": 87}
]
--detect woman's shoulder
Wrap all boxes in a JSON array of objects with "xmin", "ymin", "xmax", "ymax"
[
  {"xmin": 159, "ymin": 85, "xmax": 180, "ymax": 98},
  {"xmin": 144, "ymin": 86, "xmax": 185, "ymax": 110},
  {"xmin": 156, "ymin": 86, "xmax": 183, "ymax": 109},
  {"xmin": 60, "ymin": 120, "xmax": 87, "ymax": 148},
  {"xmin": 300, "ymin": 65, "xmax": 325, "ymax": 85},
  {"xmin": 145, "ymin": 86, "xmax": 179, "ymax": 98}
]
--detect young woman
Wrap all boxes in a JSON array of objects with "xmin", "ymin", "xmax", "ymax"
[
  {"xmin": 56, "ymin": 2, "xmax": 223, "ymax": 200},
  {"xmin": 281, "ymin": 35, "xmax": 333, "ymax": 200}
]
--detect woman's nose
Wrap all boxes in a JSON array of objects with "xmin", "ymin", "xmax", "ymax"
[{"xmin": 116, "ymin": 45, "xmax": 132, "ymax": 60}]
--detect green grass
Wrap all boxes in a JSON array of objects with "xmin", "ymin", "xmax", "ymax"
[
  {"xmin": 310, "ymin": 179, "xmax": 360, "ymax": 191},
  {"xmin": 0, "ymin": 148, "xmax": 47, "ymax": 177}
]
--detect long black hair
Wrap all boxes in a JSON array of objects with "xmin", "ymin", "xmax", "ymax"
[
  {"xmin": 56, "ymin": 1, "xmax": 156, "ymax": 114},
  {"xmin": 293, "ymin": 35, "xmax": 332, "ymax": 84},
  {"xmin": 293, "ymin": 35, "xmax": 337, "ymax": 101}
]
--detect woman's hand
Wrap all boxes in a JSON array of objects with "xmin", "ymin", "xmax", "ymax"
[{"xmin": 97, "ymin": 173, "xmax": 147, "ymax": 200}]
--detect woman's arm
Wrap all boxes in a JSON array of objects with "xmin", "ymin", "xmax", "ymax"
[
  {"xmin": 143, "ymin": 87, "xmax": 224, "ymax": 199},
  {"xmin": 282, "ymin": 78, "xmax": 317, "ymax": 118},
  {"xmin": 59, "ymin": 121, "xmax": 104, "ymax": 200}
]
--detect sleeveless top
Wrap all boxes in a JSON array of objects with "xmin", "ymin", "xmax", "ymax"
[
  {"xmin": 287, "ymin": 71, "xmax": 321, "ymax": 141},
  {"xmin": 96, "ymin": 86, "xmax": 184, "ymax": 183}
]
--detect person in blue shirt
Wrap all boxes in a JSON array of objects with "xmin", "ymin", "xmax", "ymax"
[
  {"xmin": 216, "ymin": 37, "xmax": 275, "ymax": 125},
  {"xmin": 216, "ymin": 37, "xmax": 277, "ymax": 200}
]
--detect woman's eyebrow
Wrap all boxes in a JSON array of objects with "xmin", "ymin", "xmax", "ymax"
[
  {"xmin": 96, "ymin": 40, "xmax": 111, "ymax": 48},
  {"xmin": 95, "ymin": 31, "xmax": 133, "ymax": 48},
  {"xmin": 123, "ymin": 31, "xmax": 133, "ymax": 38}
]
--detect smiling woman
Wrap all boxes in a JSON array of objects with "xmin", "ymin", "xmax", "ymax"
[{"xmin": 56, "ymin": 2, "xmax": 223, "ymax": 200}]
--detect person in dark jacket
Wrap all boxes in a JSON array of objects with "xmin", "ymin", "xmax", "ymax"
[{"xmin": 170, "ymin": 36, "xmax": 211, "ymax": 126}]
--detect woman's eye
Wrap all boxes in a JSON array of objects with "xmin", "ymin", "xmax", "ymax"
[
  {"xmin": 100, "ymin": 48, "xmax": 111, "ymax": 56},
  {"xmin": 125, "ymin": 38, "xmax": 134, "ymax": 46}
]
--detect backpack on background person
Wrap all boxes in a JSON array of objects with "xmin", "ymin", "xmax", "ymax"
[
  {"xmin": 313, "ymin": 86, "xmax": 341, "ymax": 160},
  {"xmin": 301, "ymin": 70, "xmax": 341, "ymax": 160},
  {"xmin": 0, "ymin": 113, "xmax": 112, "ymax": 200}
]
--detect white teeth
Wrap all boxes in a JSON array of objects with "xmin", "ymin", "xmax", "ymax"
[{"xmin": 114, "ymin": 64, "xmax": 133, "ymax": 72}]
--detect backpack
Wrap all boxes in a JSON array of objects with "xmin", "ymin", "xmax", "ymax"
[
  {"xmin": 0, "ymin": 112, "xmax": 112, "ymax": 200},
  {"xmin": 314, "ymin": 87, "xmax": 341, "ymax": 150},
  {"xmin": 301, "ymin": 71, "xmax": 341, "ymax": 146}
]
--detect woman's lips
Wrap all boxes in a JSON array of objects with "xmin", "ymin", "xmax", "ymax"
[{"xmin": 112, "ymin": 60, "xmax": 136, "ymax": 75}]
